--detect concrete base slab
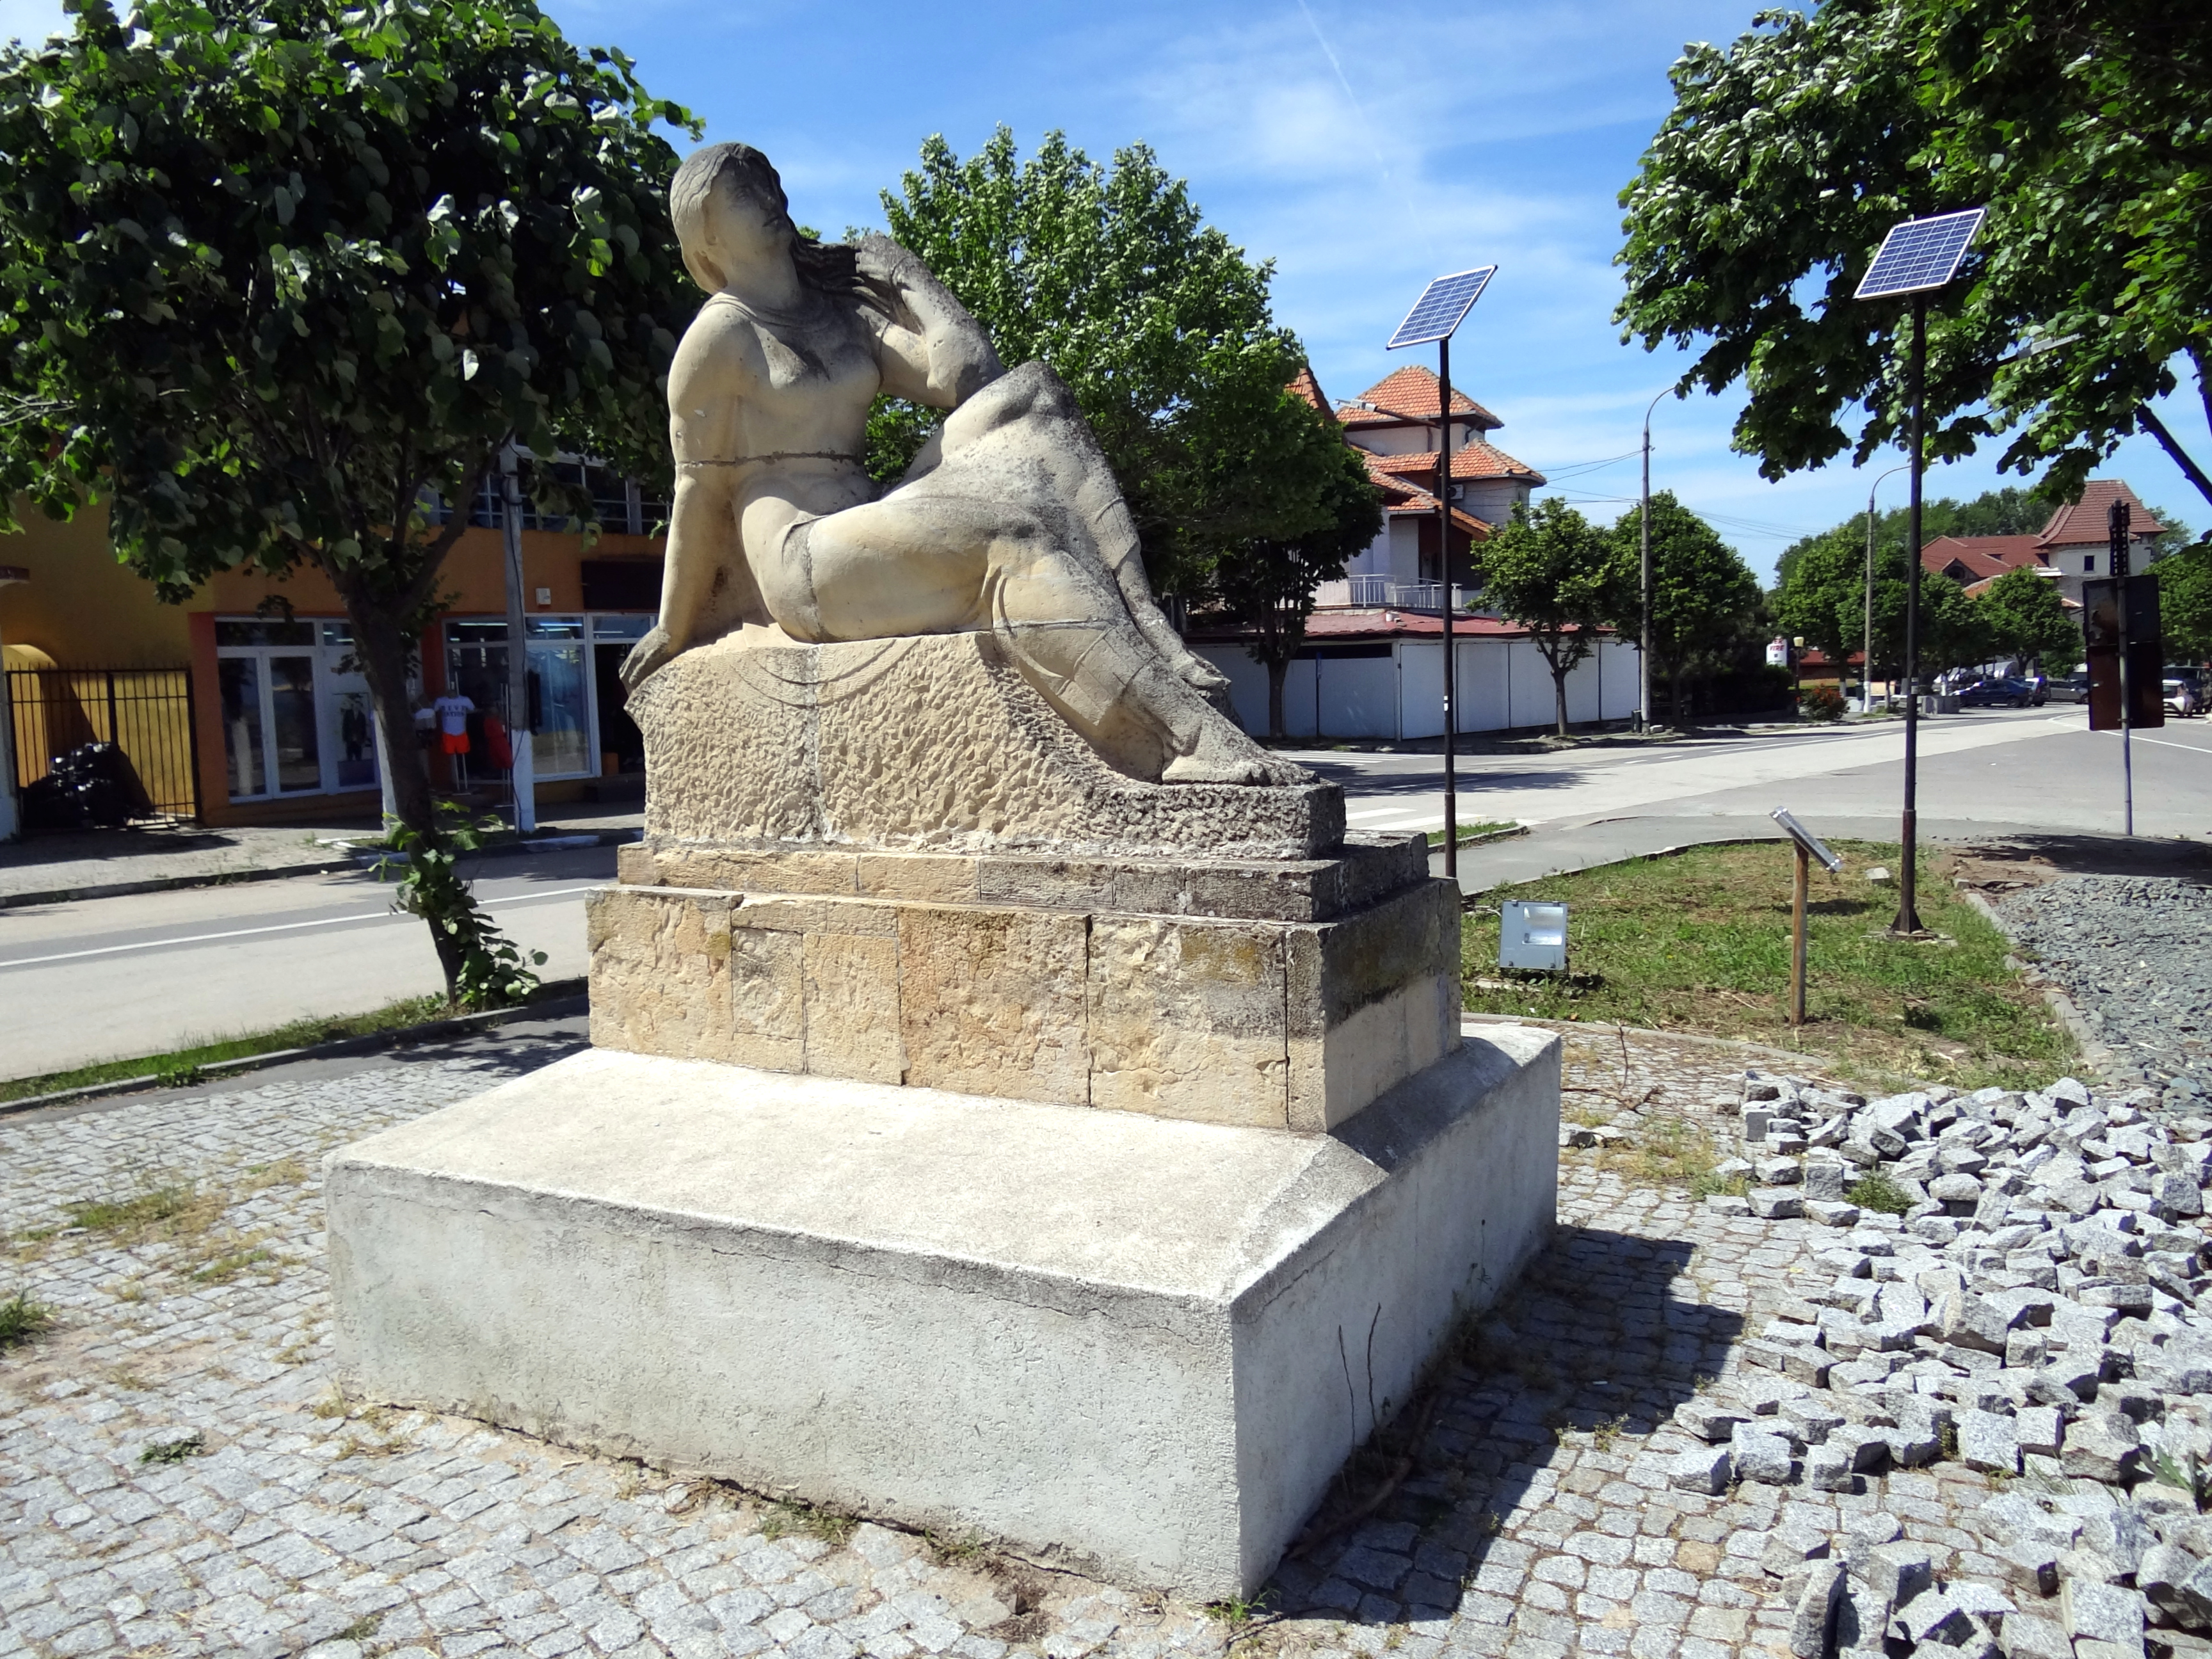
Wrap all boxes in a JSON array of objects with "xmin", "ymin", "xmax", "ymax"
[{"xmin": 326, "ymin": 1028, "xmax": 1560, "ymax": 1596}]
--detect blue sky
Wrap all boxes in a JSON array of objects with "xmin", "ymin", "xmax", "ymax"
[{"xmin": 8, "ymin": 0, "xmax": 2206, "ymax": 577}]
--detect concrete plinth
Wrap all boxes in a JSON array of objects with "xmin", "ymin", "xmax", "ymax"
[{"xmin": 327, "ymin": 1028, "xmax": 1559, "ymax": 1596}]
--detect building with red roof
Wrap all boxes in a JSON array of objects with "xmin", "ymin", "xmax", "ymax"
[
  {"xmin": 1186, "ymin": 365, "xmax": 1635, "ymax": 739},
  {"xmin": 1920, "ymin": 478, "xmax": 2161, "ymax": 608}
]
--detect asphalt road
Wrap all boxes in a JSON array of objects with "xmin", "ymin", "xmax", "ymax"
[
  {"xmin": 0, "ymin": 847, "xmax": 609, "ymax": 1082},
  {"xmin": 6, "ymin": 707, "xmax": 2205, "ymax": 1082},
  {"xmin": 1292, "ymin": 706, "xmax": 2212, "ymax": 844}
]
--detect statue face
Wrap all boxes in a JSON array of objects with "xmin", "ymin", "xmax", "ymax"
[{"xmin": 701, "ymin": 170, "xmax": 793, "ymax": 280}]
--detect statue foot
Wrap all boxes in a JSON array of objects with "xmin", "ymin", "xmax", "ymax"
[
  {"xmin": 1162, "ymin": 719, "xmax": 1270, "ymax": 785},
  {"xmin": 620, "ymin": 627, "xmax": 677, "ymax": 693}
]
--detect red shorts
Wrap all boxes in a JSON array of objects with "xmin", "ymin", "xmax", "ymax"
[{"xmin": 440, "ymin": 731, "xmax": 470, "ymax": 756}]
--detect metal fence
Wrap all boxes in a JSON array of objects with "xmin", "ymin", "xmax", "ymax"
[{"xmin": 6, "ymin": 665, "xmax": 200, "ymax": 824}]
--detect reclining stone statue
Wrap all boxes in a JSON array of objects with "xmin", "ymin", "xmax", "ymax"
[{"xmin": 621, "ymin": 141, "xmax": 1283, "ymax": 786}]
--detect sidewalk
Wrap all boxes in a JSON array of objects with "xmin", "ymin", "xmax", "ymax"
[
  {"xmin": 1434, "ymin": 812, "xmax": 2065, "ymax": 894},
  {"xmin": 0, "ymin": 802, "xmax": 645, "ymax": 908}
]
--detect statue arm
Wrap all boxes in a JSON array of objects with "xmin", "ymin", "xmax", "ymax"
[{"xmin": 853, "ymin": 234, "xmax": 1003, "ymax": 410}]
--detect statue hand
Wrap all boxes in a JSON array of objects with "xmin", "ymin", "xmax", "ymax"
[{"xmin": 620, "ymin": 626, "xmax": 678, "ymax": 693}]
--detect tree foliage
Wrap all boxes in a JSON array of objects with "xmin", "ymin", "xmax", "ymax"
[
  {"xmin": 1210, "ymin": 408, "xmax": 1382, "ymax": 739},
  {"xmin": 1973, "ymin": 566, "xmax": 2080, "ymax": 674},
  {"xmin": 1609, "ymin": 492, "xmax": 1762, "ymax": 721},
  {"xmin": 0, "ymin": 0, "xmax": 697, "ymax": 995},
  {"xmin": 2158, "ymin": 544, "xmax": 2212, "ymax": 666},
  {"xmin": 1615, "ymin": 0, "xmax": 2212, "ymax": 509},
  {"xmin": 874, "ymin": 128, "xmax": 1365, "ymax": 603},
  {"xmin": 1481, "ymin": 499, "xmax": 1631, "ymax": 737},
  {"xmin": 1774, "ymin": 531, "xmax": 1994, "ymax": 683}
]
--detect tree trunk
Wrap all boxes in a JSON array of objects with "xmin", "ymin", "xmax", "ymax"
[
  {"xmin": 1552, "ymin": 662, "xmax": 1570, "ymax": 738},
  {"xmin": 1267, "ymin": 656, "xmax": 1287, "ymax": 741},
  {"xmin": 344, "ymin": 591, "xmax": 466, "ymax": 998}
]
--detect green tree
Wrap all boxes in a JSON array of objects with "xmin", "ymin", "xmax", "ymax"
[
  {"xmin": 1974, "ymin": 567, "xmax": 2080, "ymax": 675},
  {"xmin": 1481, "ymin": 500, "xmax": 1631, "ymax": 737},
  {"xmin": 1612, "ymin": 493, "xmax": 1761, "ymax": 721},
  {"xmin": 2158, "ymin": 543, "xmax": 2212, "ymax": 666},
  {"xmin": 872, "ymin": 128, "xmax": 1352, "ymax": 603},
  {"xmin": 0, "ymin": 0, "xmax": 696, "ymax": 1001},
  {"xmin": 1615, "ymin": 0, "xmax": 2212, "ymax": 511},
  {"xmin": 1211, "ymin": 408, "xmax": 1382, "ymax": 739},
  {"xmin": 1775, "ymin": 487, "xmax": 2051, "ymax": 590},
  {"xmin": 1775, "ymin": 532, "xmax": 1992, "ymax": 685},
  {"xmin": 1772, "ymin": 526, "xmax": 1865, "ymax": 671}
]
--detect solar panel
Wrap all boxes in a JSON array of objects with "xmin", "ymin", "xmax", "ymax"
[
  {"xmin": 1386, "ymin": 265, "xmax": 1498, "ymax": 349},
  {"xmin": 1854, "ymin": 207, "xmax": 1986, "ymax": 300}
]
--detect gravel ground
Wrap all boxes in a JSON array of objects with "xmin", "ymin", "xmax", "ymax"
[{"xmin": 1996, "ymin": 877, "xmax": 2212, "ymax": 1110}]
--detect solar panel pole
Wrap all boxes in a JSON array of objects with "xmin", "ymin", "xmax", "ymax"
[
  {"xmin": 1438, "ymin": 335, "xmax": 1459, "ymax": 877},
  {"xmin": 1895, "ymin": 295, "xmax": 1926, "ymax": 935}
]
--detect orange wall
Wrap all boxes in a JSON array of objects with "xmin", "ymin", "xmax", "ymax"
[
  {"xmin": 195, "ymin": 526, "xmax": 666, "ymax": 619},
  {"xmin": 0, "ymin": 499, "xmax": 190, "ymax": 667}
]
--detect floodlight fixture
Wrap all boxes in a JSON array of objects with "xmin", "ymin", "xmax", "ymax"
[
  {"xmin": 1857, "ymin": 204, "xmax": 1985, "ymax": 937},
  {"xmin": 1854, "ymin": 207, "xmax": 1985, "ymax": 301},
  {"xmin": 1384, "ymin": 263, "xmax": 1498, "ymax": 878}
]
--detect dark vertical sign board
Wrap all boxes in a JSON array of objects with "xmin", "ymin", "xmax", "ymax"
[{"xmin": 2083, "ymin": 575, "xmax": 2164, "ymax": 731}]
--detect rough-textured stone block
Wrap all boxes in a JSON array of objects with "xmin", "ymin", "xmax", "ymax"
[
  {"xmin": 586, "ymin": 888, "xmax": 737, "ymax": 1064},
  {"xmin": 897, "ymin": 906, "xmax": 1089, "ymax": 1103},
  {"xmin": 632, "ymin": 630, "xmax": 1342, "ymax": 860},
  {"xmin": 1087, "ymin": 917, "xmax": 1287, "ymax": 1126}
]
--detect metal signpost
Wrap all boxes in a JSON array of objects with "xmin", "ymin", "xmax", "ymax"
[
  {"xmin": 2083, "ymin": 499, "xmax": 2165, "ymax": 835},
  {"xmin": 1770, "ymin": 808, "xmax": 1842, "ymax": 1028},
  {"xmin": 1386, "ymin": 264, "xmax": 1497, "ymax": 879},
  {"xmin": 1639, "ymin": 387, "xmax": 1669, "ymax": 732},
  {"xmin": 1854, "ymin": 206, "xmax": 1985, "ymax": 935}
]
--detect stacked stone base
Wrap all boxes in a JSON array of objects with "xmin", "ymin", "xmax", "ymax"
[{"xmin": 590, "ymin": 835, "xmax": 1462, "ymax": 1132}]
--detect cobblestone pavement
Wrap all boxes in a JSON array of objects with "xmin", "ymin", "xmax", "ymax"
[{"xmin": 0, "ymin": 1028, "xmax": 2020, "ymax": 1659}]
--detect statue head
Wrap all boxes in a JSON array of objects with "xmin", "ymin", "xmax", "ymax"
[{"xmin": 669, "ymin": 143, "xmax": 856, "ymax": 296}]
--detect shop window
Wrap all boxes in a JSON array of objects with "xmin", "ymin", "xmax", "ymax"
[
  {"xmin": 214, "ymin": 618, "xmax": 378, "ymax": 801},
  {"xmin": 220, "ymin": 658, "xmax": 265, "ymax": 797},
  {"xmin": 216, "ymin": 619, "xmax": 313, "ymax": 648}
]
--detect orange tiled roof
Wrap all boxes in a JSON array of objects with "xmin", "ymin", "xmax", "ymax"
[
  {"xmin": 1338, "ymin": 365, "xmax": 1503, "ymax": 431},
  {"xmin": 1285, "ymin": 365, "xmax": 1330, "ymax": 413},
  {"xmin": 2037, "ymin": 478, "xmax": 2164, "ymax": 547},
  {"xmin": 1366, "ymin": 443, "xmax": 1546, "ymax": 487},
  {"xmin": 1357, "ymin": 453, "xmax": 1490, "ymax": 535},
  {"xmin": 1919, "ymin": 534, "xmax": 2047, "ymax": 582}
]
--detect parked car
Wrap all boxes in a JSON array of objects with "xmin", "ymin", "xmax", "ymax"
[
  {"xmin": 1957, "ymin": 676, "xmax": 2037, "ymax": 709},
  {"xmin": 2053, "ymin": 673, "xmax": 2092, "ymax": 704}
]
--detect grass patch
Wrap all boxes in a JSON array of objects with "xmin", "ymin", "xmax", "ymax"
[
  {"xmin": 140, "ymin": 1432, "xmax": 205, "ymax": 1464},
  {"xmin": 759, "ymin": 1497, "xmax": 858, "ymax": 1547},
  {"xmin": 1462, "ymin": 840, "xmax": 2071, "ymax": 1091},
  {"xmin": 1845, "ymin": 1170, "xmax": 1915, "ymax": 1215},
  {"xmin": 1587, "ymin": 1117, "xmax": 1728, "ymax": 1194},
  {"xmin": 188, "ymin": 1244, "xmax": 276, "ymax": 1285},
  {"xmin": 1424, "ymin": 821, "xmax": 1518, "ymax": 847},
  {"xmin": 0, "ymin": 1290, "xmax": 52, "ymax": 1350},
  {"xmin": 1, "ymin": 994, "xmax": 450, "ymax": 1106}
]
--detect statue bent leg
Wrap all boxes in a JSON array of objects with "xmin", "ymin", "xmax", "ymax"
[{"xmin": 759, "ymin": 495, "xmax": 1267, "ymax": 785}]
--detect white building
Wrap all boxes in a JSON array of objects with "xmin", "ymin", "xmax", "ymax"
[{"xmin": 1194, "ymin": 367, "xmax": 1640, "ymax": 737}]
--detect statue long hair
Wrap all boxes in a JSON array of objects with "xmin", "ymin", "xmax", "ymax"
[{"xmin": 668, "ymin": 142, "xmax": 859, "ymax": 294}]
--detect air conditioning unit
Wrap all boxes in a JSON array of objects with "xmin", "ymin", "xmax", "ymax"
[{"xmin": 1447, "ymin": 485, "xmax": 1466, "ymax": 502}]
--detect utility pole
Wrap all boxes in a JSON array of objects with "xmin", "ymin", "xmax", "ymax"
[
  {"xmin": 1639, "ymin": 387, "xmax": 1667, "ymax": 733},
  {"xmin": 1863, "ymin": 465, "xmax": 1909, "ymax": 712},
  {"xmin": 500, "ymin": 442, "xmax": 536, "ymax": 834}
]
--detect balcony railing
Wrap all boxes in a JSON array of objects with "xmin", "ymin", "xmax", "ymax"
[{"xmin": 1336, "ymin": 575, "xmax": 1477, "ymax": 613}]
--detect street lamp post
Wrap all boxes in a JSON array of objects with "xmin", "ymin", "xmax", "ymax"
[
  {"xmin": 1853, "ymin": 205, "xmax": 1986, "ymax": 938},
  {"xmin": 1863, "ymin": 463, "xmax": 1910, "ymax": 712},
  {"xmin": 1639, "ymin": 386, "xmax": 1668, "ymax": 733}
]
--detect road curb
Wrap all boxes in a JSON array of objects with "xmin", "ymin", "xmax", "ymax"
[
  {"xmin": 0, "ymin": 983, "xmax": 589, "ymax": 1118},
  {"xmin": 0, "ymin": 826, "xmax": 639, "ymax": 911}
]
